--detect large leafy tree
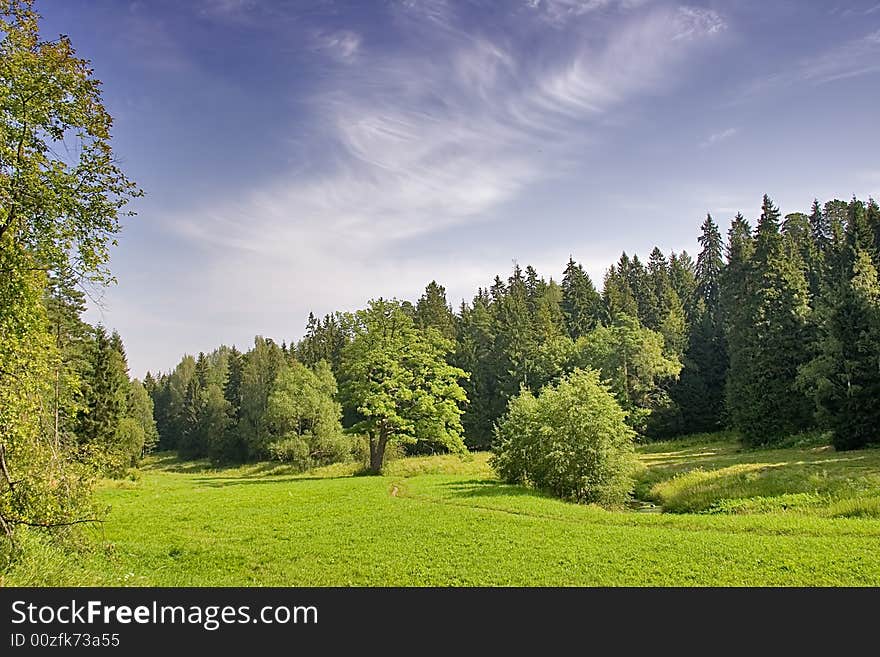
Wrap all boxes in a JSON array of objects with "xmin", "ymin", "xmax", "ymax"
[
  {"xmin": 1, "ymin": 0, "xmax": 139, "ymax": 543},
  {"xmin": 341, "ymin": 299, "xmax": 467, "ymax": 473}
]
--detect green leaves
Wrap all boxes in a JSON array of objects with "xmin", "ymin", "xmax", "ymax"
[
  {"xmin": 0, "ymin": 1, "xmax": 141, "ymax": 284},
  {"xmin": 341, "ymin": 299, "xmax": 467, "ymax": 472},
  {"xmin": 492, "ymin": 368, "xmax": 636, "ymax": 506}
]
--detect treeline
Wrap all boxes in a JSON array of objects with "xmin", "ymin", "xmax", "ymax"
[
  {"xmin": 152, "ymin": 194, "xmax": 880, "ymax": 462},
  {"xmin": 149, "ymin": 299, "xmax": 466, "ymax": 472},
  {"xmin": 147, "ymin": 339, "xmax": 349, "ymax": 468}
]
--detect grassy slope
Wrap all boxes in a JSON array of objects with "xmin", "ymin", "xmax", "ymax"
[{"xmin": 5, "ymin": 435, "xmax": 880, "ymax": 586}]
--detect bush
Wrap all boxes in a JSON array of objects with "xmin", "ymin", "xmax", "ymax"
[
  {"xmin": 491, "ymin": 368, "xmax": 636, "ymax": 506},
  {"xmin": 267, "ymin": 436, "xmax": 311, "ymax": 470}
]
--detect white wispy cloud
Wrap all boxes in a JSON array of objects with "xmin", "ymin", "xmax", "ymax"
[
  {"xmin": 312, "ymin": 30, "xmax": 362, "ymax": 63},
  {"xmin": 701, "ymin": 127, "xmax": 737, "ymax": 148},
  {"xmin": 150, "ymin": 4, "xmax": 727, "ymax": 366},
  {"xmin": 744, "ymin": 28, "xmax": 880, "ymax": 95}
]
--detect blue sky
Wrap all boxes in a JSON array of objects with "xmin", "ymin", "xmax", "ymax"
[{"xmin": 37, "ymin": 0, "xmax": 880, "ymax": 377}]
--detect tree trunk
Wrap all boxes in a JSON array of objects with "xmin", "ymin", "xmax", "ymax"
[{"xmin": 368, "ymin": 431, "xmax": 388, "ymax": 475}]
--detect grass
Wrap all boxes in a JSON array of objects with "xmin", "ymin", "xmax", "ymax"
[
  {"xmin": 635, "ymin": 432, "xmax": 880, "ymax": 516},
  {"xmin": 4, "ymin": 432, "xmax": 880, "ymax": 586}
]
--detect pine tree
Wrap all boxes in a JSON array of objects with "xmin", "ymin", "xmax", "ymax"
[
  {"xmin": 78, "ymin": 325, "xmax": 130, "ymax": 473},
  {"xmin": 560, "ymin": 257, "xmax": 602, "ymax": 339},
  {"xmin": 672, "ymin": 214, "xmax": 727, "ymax": 433},
  {"xmin": 415, "ymin": 281, "xmax": 457, "ymax": 341},
  {"xmin": 801, "ymin": 247, "xmax": 880, "ymax": 449},
  {"xmin": 728, "ymin": 196, "xmax": 813, "ymax": 444}
]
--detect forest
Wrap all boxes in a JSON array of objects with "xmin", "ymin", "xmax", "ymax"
[
  {"xmin": 147, "ymin": 194, "xmax": 880, "ymax": 470},
  {"xmin": 2, "ymin": 0, "xmax": 880, "ymax": 580}
]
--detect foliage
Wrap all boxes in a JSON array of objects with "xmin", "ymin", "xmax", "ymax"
[
  {"xmin": 725, "ymin": 196, "xmax": 813, "ymax": 445},
  {"xmin": 800, "ymin": 247, "xmax": 880, "ymax": 450},
  {"xmin": 0, "ymin": 0, "xmax": 138, "ymax": 553},
  {"xmin": 492, "ymin": 369, "xmax": 636, "ymax": 506},
  {"xmin": 571, "ymin": 314, "xmax": 681, "ymax": 434},
  {"xmin": 266, "ymin": 360, "xmax": 349, "ymax": 470},
  {"xmin": 341, "ymin": 298, "xmax": 467, "ymax": 473}
]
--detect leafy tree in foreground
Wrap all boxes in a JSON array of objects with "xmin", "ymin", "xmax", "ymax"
[
  {"xmin": 0, "ymin": 0, "xmax": 139, "ymax": 547},
  {"xmin": 492, "ymin": 369, "xmax": 636, "ymax": 506},
  {"xmin": 341, "ymin": 299, "xmax": 468, "ymax": 474}
]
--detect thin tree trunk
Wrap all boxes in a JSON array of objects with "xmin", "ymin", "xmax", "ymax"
[{"xmin": 369, "ymin": 431, "xmax": 388, "ymax": 474}]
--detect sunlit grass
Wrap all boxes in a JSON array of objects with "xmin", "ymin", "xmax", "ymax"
[{"xmin": 5, "ymin": 433, "xmax": 880, "ymax": 586}]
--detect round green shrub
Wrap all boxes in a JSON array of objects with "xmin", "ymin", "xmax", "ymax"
[{"xmin": 491, "ymin": 368, "xmax": 636, "ymax": 506}]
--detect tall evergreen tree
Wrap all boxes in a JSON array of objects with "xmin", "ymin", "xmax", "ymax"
[
  {"xmin": 800, "ymin": 246, "xmax": 880, "ymax": 450},
  {"xmin": 728, "ymin": 196, "xmax": 813, "ymax": 444},
  {"xmin": 78, "ymin": 326, "xmax": 130, "ymax": 473},
  {"xmin": 669, "ymin": 251, "xmax": 698, "ymax": 324},
  {"xmin": 672, "ymin": 214, "xmax": 727, "ymax": 433},
  {"xmin": 603, "ymin": 253, "xmax": 639, "ymax": 319},
  {"xmin": 44, "ymin": 268, "xmax": 91, "ymax": 450},
  {"xmin": 454, "ymin": 292, "xmax": 498, "ymax": 448},
  {"xmin": 415, "ymin": 281, "xmax": 457, "ymax": 341},
  {"xmin": 560, "ymin": 257, "xmax": 602, "ymax": 338}
]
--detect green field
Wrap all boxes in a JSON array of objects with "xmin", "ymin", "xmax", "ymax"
[{"xmin": 6, "ymin": 433, "xmax": 880, "ymax": 586}]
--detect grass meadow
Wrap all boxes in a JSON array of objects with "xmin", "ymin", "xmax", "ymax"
[{"xmin": 5, "ymin": 432, "xmax": 880, "ymax": 586}]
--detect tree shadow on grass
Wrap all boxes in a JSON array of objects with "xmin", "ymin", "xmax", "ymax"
[
  {"xmin": 434, "ymin": 479, "xmax": 550, "ymax": 500},
  {"xmin": 192, "ymin": 474, "xmax": 357, "ymax": 488}
]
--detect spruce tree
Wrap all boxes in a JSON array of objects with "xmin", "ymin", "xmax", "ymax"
[
  {"xmin": 669, "ymin": 251, "xmax": 697, "ymax": 324},
  {"xmin": 44, "ymin": 268, "xmax": 91, "ymax": 450},
  {"xmin": 603, "ymin": 253, "xmax": 639, "ymax": 319},
  {"xmin": 561, "ymin": 257, "xmax": 602, "ymax": 339},
  {"xmin": 454, "ymin": 292, "xmax": 497, "ymax": 448},
  {"xmin": 78, "ymin": 325, "xmax": 130, "ymax": 473},
  {"xmin": 728, "ymin": 196, "xmax": 813, "ymax": 444},
  {"xmin": 672, "ymin": 214, "xmax": 727, "ymax": 433},
  {"xmin": 415, "ymin": 281, "xmax": 457, "ymax": 341},
  {"xmin": 801, "ymin": 247, "xmax": 880, "ymax": 449}
]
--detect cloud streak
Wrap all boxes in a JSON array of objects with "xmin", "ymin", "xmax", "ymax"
[
  {"xmin": 701, "ymin": 127, "xmax": 737, "ymax": 148},
  {"xmin": 142, "ymin": 3, "xmax": 727, "ymax": 371}
]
